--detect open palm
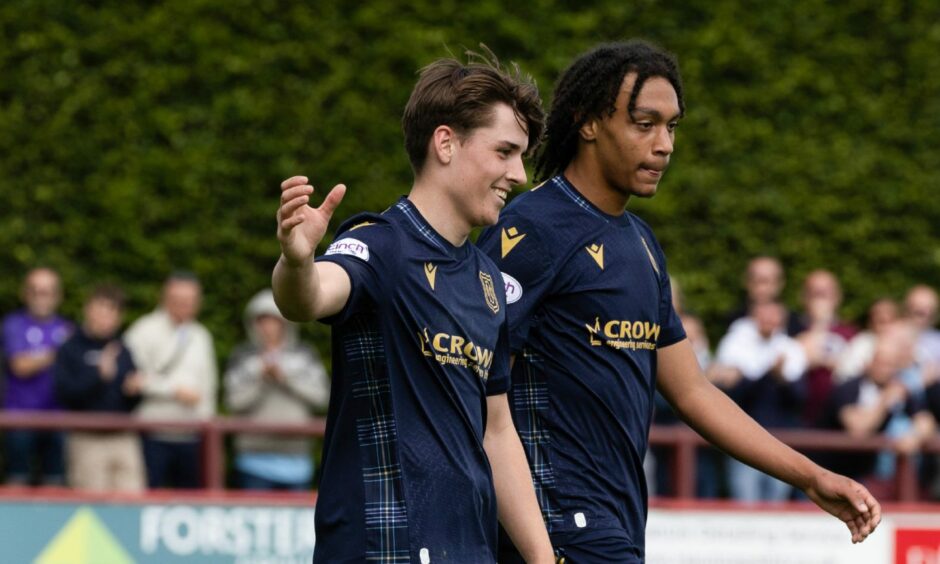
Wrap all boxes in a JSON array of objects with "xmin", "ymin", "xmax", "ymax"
[{"xmin": 277, "ymin": 175, "xmax": 347, "ymax": 266}]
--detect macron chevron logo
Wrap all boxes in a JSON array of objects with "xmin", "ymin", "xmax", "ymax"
[
  {"xmin": 501, "ymin": 227, "xmax": 526, "ymax": 258},
  {"xmin": 585, "ymin": 243, "xmax": 604, "ymax": 270}
]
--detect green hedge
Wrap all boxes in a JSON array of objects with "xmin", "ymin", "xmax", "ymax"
[{"xmin": 1, "ymin": 0, "xmax": 938, "ymax": 364}]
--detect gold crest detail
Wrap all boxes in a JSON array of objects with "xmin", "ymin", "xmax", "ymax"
[{"xmin": 479, "ymin": 271, "xmax": 500, "ymax": 314}]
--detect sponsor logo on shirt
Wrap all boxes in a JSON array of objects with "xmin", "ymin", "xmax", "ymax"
[
  {"xmin": 585, "ymin": 317, "xmax": 660, "ymax": 350},
  {"xmin": 418, "ymin": 328, "xmax": 494, "ymax": 381},
  {"xmin": 479, "ymin": 272, "xmax": 500, "ymax": 314},
  {"xmin": 424, "ymin": 263, "xmax": 437, "ymax": 290},
  {"xmin": 500, "ymin": 227, "xmax": 526, "ymax": 258},
  {"xmin": 325, "ymin": 237, "xmax": 369, "ymax": 261},
  {"xmin": 585, "ymin": 243, "xmax": 604, "ymax": 270},
  {"xmin": 501, "ymin": 272, "xmax": 522, "ymax": 304}
]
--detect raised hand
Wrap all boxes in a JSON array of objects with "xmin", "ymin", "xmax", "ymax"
[
  {"xmin": 804, "ymin": 470, "xmax": 881, "ymax": 543},
  {"xmin": 277, "ymin": 175, "xmax": 347, "ymax": 267}
]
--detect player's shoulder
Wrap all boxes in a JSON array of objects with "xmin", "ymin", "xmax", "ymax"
[
  {"xmin": 334, "ymin": 211, "xmax": 397, "ymax": 238},
  {"xmin": 326, "ymin": 211, "xmax": 401, "ymax": 260}
]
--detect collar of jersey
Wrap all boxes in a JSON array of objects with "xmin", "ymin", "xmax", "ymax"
[
  {"xmin": 393, "ymin": 196, "xmax": 470, "ymax": 259},
  {"xmin": 552, "ymin": 175, "xmax": 632, "ymax": 227}
]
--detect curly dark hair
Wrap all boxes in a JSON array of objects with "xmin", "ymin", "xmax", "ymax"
[
  {"xmin": 534, "ymin": 40, "xmax": 685, "ymax": 182},
  {"xmin": 402, "ymin": 47, "xmax": 545, "ymax": 175}
]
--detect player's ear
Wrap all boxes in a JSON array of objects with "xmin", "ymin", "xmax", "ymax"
[
  {"xmin": 430, "ymin": 125, "xmax": 456, "ymax": 165},
  {"xmin": 579, "ymin": 118, "xmax": 598, "ymax": 142}
]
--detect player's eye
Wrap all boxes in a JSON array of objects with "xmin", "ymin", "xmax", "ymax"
[
  {"xmin": 636, "ymin": 122, "xmax": 654, "ymax": 131},
  {"xmin": 667, "ymin": 122, "xmax": 679, "ymax": 132},
  {"xmin": 497, "ymin": 148, "xmax": 511, "ymax": 157}
]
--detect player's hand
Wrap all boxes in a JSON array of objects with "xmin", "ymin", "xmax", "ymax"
[
  {"xmin": 277, "ymin": 175, "xmax": 346, "ymax": 267},
  {"xmin": 804, "ymin": 469, "xmax": 881, "ymax": 543}
]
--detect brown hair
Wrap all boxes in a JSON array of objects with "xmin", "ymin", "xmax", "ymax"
[
  {"xmin": 87, "ymin": 284, "xmax": 126, "ymax": 309},
  {"xmin": 402, "ymin": 48, "xmax": 545, "ymax": 175}
]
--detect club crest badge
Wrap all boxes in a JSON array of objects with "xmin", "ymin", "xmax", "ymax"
[{"xmin": 479, "ymin": 271, "xmax": 500, "ymax": 314}]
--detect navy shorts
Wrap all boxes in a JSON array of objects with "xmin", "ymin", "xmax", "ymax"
[{"xmin": 499, "ymin": 529, "xmax": 642, "ymax": 563}]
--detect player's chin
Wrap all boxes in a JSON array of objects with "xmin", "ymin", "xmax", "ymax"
[{"xmin": 630, "ymin": 181, "xmax": 661, "ymax": 198}]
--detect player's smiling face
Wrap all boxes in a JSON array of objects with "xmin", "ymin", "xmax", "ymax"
[
  {"xmin": 593, "ymin": 73, "xmax": 680, "ymax": 199},
  {"xmin": 450, "ymin": 102, "xmax": 529, "ymax": 228}
]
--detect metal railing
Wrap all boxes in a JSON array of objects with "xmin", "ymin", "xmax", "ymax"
[{"xmin": 1, "ymin": 411, "xmax": 937, "ymax": 501}]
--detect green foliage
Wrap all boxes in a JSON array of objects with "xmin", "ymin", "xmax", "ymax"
[{"xmin": 1, "ymin": 0, "xmax": 938, "ymax": 360}]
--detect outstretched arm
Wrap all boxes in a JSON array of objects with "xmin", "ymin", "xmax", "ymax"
[
  {"xmin": 483, "ymin": 393, "xmax": 555, "ymax": 564},
  {"xmin": 272, "ymin": 175, "xmax": 351, "ymax": 321},
  {"xmin": 657, "ymin": 339, "xmax": 881, "ymax": 544}
]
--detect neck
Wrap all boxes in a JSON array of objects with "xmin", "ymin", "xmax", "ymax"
[
  {"xmin": 408, "ymin": 178, "xmax": 471, "ymax": 247},
  {"xmin": 564, "ymin": 158, "xmax": 629, "ymax": 215}
]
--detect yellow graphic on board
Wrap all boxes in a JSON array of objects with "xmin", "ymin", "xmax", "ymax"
[{"xmin": 34, "ymin": 507, "xmax": 134, "ymax": 564}]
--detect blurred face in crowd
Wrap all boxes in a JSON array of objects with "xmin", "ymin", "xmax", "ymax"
[
  {"xmin": 22, "ymin": 268, "xmax": 62, "ymax": 320},
  {"xmin": 868, "ymin": 299, "xmax": 899, "ymax": 334},
  {"xmin": 83, "ymin": 298, "xmax": 122, "ymax": 340},
  {"xmin": 753, "ymin": 302, "xmax": 785, "ymax": 339},
  {"xmin": 746, "ymin": 257, "xmax": 784, "ymax": 304},
  {"xmin": 254, "ymin": 314, "xmax": 286, "ymax": 349},
  {"xmin": 802, "ymin": 270, "xmax": 841, "ymax": 323},
  {"xmin": 904, "ymin": 285, "xmax": 938, "ymax": 331},
  {"xmin": 162, "ymin": 279, "xmax": 201, "ymax": 325},
  {"xmin": 868, "ymin": 322, "xmax": 915, "ymax": 386}
]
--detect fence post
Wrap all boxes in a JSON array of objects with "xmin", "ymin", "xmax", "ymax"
[
  {"xmin": 675, "ymin": 430, "xmax": 696, "ymax": 500},
  {"xmin": 204, "ymin": 421, "xmax": 225, "ymax": 491},
  {"xmin": 896, "ymin": 453, "xmax": 918, "ymax": 503}
]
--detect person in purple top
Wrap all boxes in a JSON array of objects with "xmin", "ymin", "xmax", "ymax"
[{"xmin": 2, "ymin": 267, "xmax": 73, "ymax": 485}]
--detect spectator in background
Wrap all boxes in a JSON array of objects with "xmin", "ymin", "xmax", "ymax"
[
  {"xmin": 54, "ymin": 285, "xmax": 145, "ymax": 492},
  {"xmin": 725, "ymin": 256, "xmax": 802, "ymax": 336},
  {"xmin": 819, "ymin": 323, "xmax": 935, "ymax": 499},
  {"xmin": 904, "ymin": 285, "xmax": 940, "ymax": 385},
  {"xmin": 2, "ymin": 267, "xmax": 72, "ymax": 486},
  {"xmin": 795, "ymin": 270, "xmax": 857, "ymax": 425},
  {"xmin": 125, "ymin": 272, "xmax": 217, "ymax": 489},
  {"xmin": 714, "ymin": 301, "xmax": 808, "ymax": 502},
  {"xmin": 225, "ymin": 289, "xmax": 329, "ymax": 491},
  {"xmin": 835, "ymin": 298, "xmax": 900, "ymax": 383}
]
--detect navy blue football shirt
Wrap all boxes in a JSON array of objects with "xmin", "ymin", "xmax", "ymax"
[
  {"xmin": 312, "ymin": 197, "xmax": 510, "ymax": 563},
  {"xmin": 477, "ymin": 175, "xmax": 686, "ymax": 558}
]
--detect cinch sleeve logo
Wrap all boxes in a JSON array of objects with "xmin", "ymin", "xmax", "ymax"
[
  {"xmin": 501, "ymin": 272, "xmax": 523, "ymax": 304},
  {"xmin": 325, "ymin": 237, "xmax": 369, "ymax": 261}
]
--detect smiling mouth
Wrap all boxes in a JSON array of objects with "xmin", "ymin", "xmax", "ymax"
[{"xmin": 491, "ymin": 187, "xmax": 509, "ymax": 201}]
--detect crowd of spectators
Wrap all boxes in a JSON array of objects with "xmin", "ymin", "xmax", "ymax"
[
  {"xmin": 4, "ymin": 261, "xmax": 939, "ymax": 501},
  {"xmin": 0, "ymin": 268, "xmax": 329, "ymax": 493},
  {"xmin": 650, "ymin": 256, "xmax": 940, "ymax": 502}
]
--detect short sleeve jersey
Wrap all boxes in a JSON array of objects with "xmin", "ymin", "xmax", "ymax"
[
  {"xmin": 477, "ymin": 175, "xmax": 686, "ymax": 556},
  {"xmin": 312, "ymin": 197, "xmax": 510, "ymax": 563}
]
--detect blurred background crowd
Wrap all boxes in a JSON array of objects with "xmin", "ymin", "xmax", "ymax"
[
  {"xmin": 5, "ymin": 259, "xmax": 940, "ymax": 503},
  {"xmin": 1, "ymin": 0, "xmax": 938, "ymax": 502}
]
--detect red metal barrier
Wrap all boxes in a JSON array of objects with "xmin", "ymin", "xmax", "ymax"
[{"xmin": 0, "ymin": 412, "xmax": 936, "ymax": 501}]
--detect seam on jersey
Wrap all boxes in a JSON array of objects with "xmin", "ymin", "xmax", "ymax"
[
  {"xmin": 396, "ymin": 200, "xmax": 447, "ymax": 253},
  {"xmin": 552, "ymin": 176, "xmax": 605, "ymax": 221},
  {"xmin": 346, "ymin": 316, "xmax": 410, "ymax": 562},
  {"xmin": 514, "ymin": 348, "xmax": 563, "ymax": 530}
]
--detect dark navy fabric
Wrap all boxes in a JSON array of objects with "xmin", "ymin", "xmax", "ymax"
[
  {"xmin": 313, "ymin": 197, "xmax": 510, "ymax": 563},
  {"xmin": 478, "ymin": 175, "xmax": 686, "ymax": 559},
  {"xmin": 54, "ymin": 328, "xmax": 140, "ymax": 413}
]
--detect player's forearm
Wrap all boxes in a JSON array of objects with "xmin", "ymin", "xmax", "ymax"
[
  {"xmin": 484, "ymin": 425, "xmax": 554, "ymax": 564},
  {"xmin": 674, "ymin": 379, "xmax": 819, "ymax": 491},
  {"xmin": 273, "ymin": 255, "xmax": 323, "ymax": 322}
]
